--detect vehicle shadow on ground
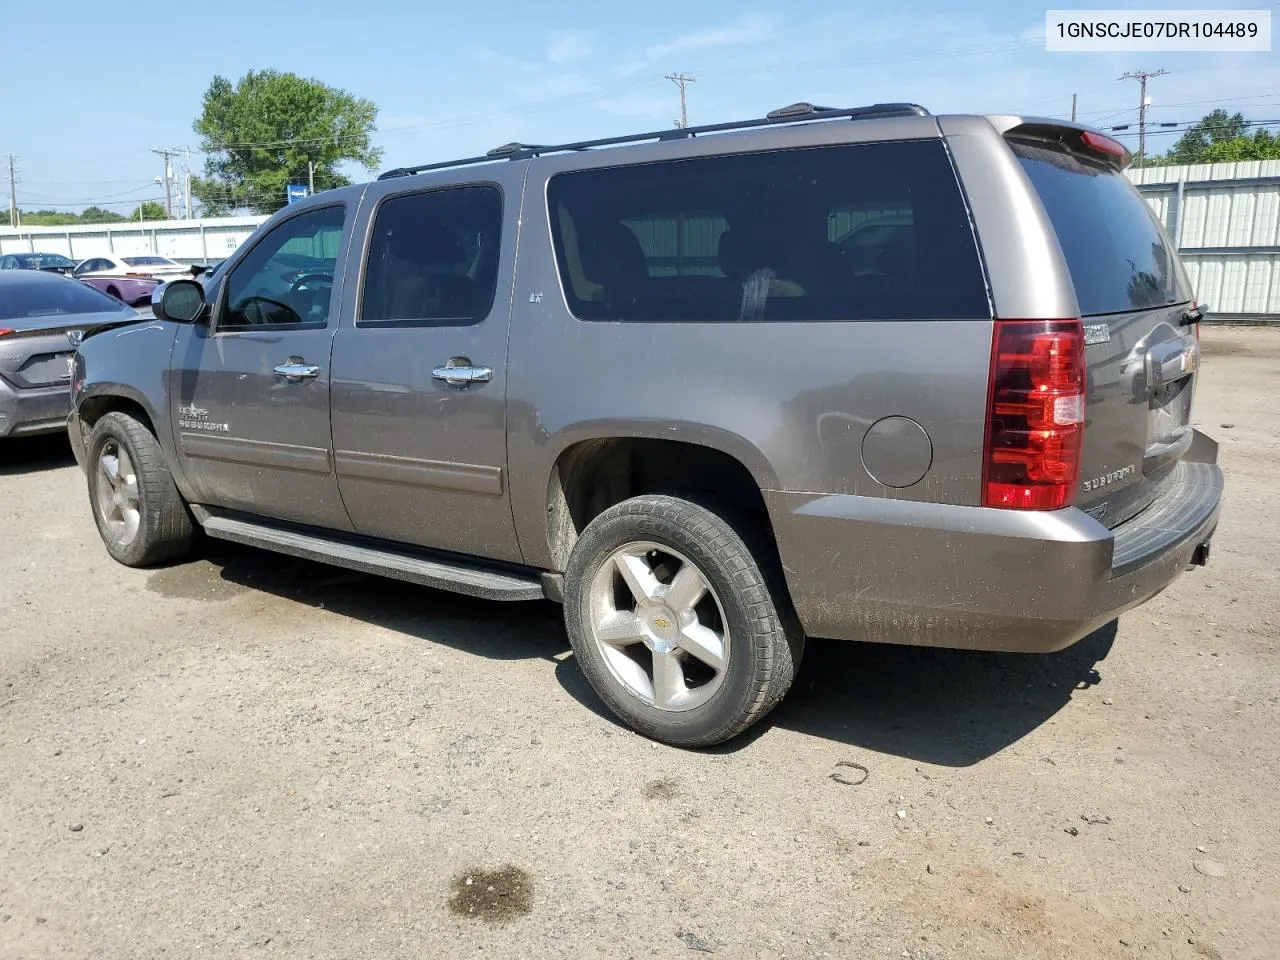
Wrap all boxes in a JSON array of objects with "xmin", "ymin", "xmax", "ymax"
[
  {"xmin": 727, "ymin": 624, "xmax": 1116, "ymax": 765},
  {"xmin": 179, "ymin": 540, "xmax": 571, "ymax": 662},
  {"xmin": 181, "ymin": 540, "xmax": 1115, "ymax": 767},
  {"xmin": 0, "ymin": 434, "xmax": 77, "ymax": 475}
]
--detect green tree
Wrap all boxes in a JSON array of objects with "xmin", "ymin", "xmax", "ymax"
[
  {"xmin": 79, "ymin": 206, "xmax": 128, "ymax": 224},
  {"xmin": 191, "ymin": 70, "xmax": 382, "ymax": 215},
  {"xmin": 130, "ymin": 201, "xmax": 169, "ymax": 221},
  {"xmin": 20, "ymin": 209, "xmax": 80, "ymax": 226},
  {"xmin": 1199, "ymin": 129, "xmax": 1280, "ymax": 163},
  {"xmin": 1165, "ymin": 109, "xmax": 1249, "ymax": 164}
]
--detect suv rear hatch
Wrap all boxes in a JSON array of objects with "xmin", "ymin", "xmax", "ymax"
[{"xmin": 1008, "ymin": 128, "xmax": 1198, "ymax": 528}]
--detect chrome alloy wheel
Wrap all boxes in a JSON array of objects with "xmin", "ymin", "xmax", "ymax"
[
  {"xmin": 586, "ymin": 541, "xmax": 730, "ymax": 712},
  {"xmin": 95, "ymin": 439, "xmax": 141, "ymax": 547}
]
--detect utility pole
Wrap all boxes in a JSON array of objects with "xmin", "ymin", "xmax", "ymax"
[
  {"xmin": 308, "ymin": 160, "xmax": 315, "ymax": 196},
  {"xmin": 5, "ymin": 154, "xmax": 18, "ymax": 228},
  {"xmin": 1071, "ymin": 93, "xmax": 1077, "ymax": 123},
  {"xmin": 182, "ymin": 146, "xmax": 192, "ymax": 219},
  {"xmin": 152, "ymin": 147, "xmax": 176, "ymax": 218},
  {"xmin": 665, "ymin": 73, "xmax": 696, "ymax": 128},
  {"xmin": 1119, "ymin": 69, "xmax": 1169, "ymax": 163}
]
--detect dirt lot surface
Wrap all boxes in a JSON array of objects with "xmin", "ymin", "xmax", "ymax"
[{"xmin": 2, "ymin": 327, "xmax": 1277, "ymax": 960}]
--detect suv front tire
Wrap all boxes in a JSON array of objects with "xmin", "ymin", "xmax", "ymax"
[{"xmin": 86, "ymin": 412, "xmax": 194, "ymax": 567}]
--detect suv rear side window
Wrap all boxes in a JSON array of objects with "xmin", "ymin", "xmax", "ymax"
[
  {"xmin": 1012, "ymin": 141, "xmax": 1190, "ymax": 315},
  {"xmin": 546, "ymin": 140, "xmax": 989, "ymax": 322},
  {"xmin": 359, "ymin": 185, "xmax": 503, "ymax": 327}
]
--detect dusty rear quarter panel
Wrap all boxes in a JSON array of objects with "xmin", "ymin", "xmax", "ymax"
[{"xmin": 505, "ymin": 118, "xmax": 1000, "ymax": 573}]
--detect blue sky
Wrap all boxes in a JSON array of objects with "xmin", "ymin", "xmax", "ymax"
[{"xmin": 3, "ymin": 0, "xmax": 1278, "ymax": 213}]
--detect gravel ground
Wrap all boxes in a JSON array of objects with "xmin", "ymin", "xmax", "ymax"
[{"xmin": 1, "ymin": 326, "xmax": 1277, "ymax": 960}]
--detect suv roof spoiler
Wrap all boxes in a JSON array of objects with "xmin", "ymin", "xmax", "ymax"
[
  {"xmin": 987, "ymin": 115, "xmax": 1134, "ymax": 170},
  {"xmin": 376, "ymin": 102, "xmax": 932, "ymax": 180}
]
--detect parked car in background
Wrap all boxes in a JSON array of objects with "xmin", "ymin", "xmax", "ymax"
[
  {"xmin": 0, "ymin": 271, "xmax": 135, "ymax": 438},
  {"xmin": 0, "ymin": 252, "xmax": 77, "ymax": 275},
  {"xmin": 73, "ymin": 255, "xmax": 190, "ymax": 305}
]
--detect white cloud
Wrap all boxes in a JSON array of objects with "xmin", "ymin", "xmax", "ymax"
[
  {"xmin": 642, "ymin": 14, "xmax": 775, "ymax": 62},
  {"xmin": 547, "ymin": 30, "xmax": 592, "ymax": 64}
]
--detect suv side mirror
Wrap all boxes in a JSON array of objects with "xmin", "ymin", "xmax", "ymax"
[{"xmin": 156, "ymin": 279, "xmax": 207, "ymax": 324}]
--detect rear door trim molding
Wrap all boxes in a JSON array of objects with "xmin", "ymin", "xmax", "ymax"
[{"xmin": 334, "ymin": 450, "xmax": 504, "ymax": 496}]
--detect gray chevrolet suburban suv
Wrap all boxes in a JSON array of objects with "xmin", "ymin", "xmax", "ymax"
[{"xmin": 68, "ymin": 103, "xmax": 1223, "ymax": 746}]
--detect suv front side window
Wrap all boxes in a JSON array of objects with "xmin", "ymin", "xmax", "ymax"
[{"xmin": 220, "ymin": 205, "xmax": 345, "ymax": 330}]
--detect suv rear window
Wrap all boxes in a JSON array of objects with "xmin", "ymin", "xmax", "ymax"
[
  {"xmin": 547, "ymin": 140, "xmax": 990, "ymax": 323},
  {"xmin": 1011, "ymin": 141, "xmax": 1190, "ymax": 316}
]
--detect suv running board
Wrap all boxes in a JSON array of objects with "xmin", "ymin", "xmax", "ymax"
[{"xmin": 196, "ymin": 511, "xmax": 546, "ymax": 602}]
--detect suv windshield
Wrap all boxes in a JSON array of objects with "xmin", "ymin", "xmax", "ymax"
[{"xmin": 1011, "ymin": 141, "xmax": 1191, "ymax": 315}]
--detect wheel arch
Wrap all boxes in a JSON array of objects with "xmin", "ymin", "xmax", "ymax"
[
  {"xmin": 76, "ymin": 386, "xmax": 193, "ymax": 500},
  {"xmin": 543, "ymin": 435, "xmax": 782, "ymax": 574},
  {"xmin": 78, "ymin": 390, "xmax": 157, "ymax": 437}
]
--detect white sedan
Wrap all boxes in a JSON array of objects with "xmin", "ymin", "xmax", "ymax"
[{"xmin": 72, "ymin": 256, "xmax": 192, "ymax": 305}]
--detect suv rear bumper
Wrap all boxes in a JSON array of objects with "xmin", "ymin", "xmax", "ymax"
[
  {"xmin": 767, "ymin": 432, "xmax": 1222, "ymax": 653},
  {"xmin": 0, "ymin": 377, "xmax": 72, "ymax": 438}
]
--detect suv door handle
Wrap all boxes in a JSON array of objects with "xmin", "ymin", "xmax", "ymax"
[
  {"xmin": 273, "ymin": 360, "xmax": 321, "ymax": 381},
  {"xmin": 432, "ymin": 361, "xmax": 492, "ymax": 386}
]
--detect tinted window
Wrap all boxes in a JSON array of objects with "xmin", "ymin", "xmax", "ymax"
[
  {"xmin": 359, "ymin": 186, "xmax": 503, "ymax": 327},
  {"xmin": 0, "ymin": 277, "xmax": 126, "ymax": 321},
  {"xmin": 1012, "ymin": 142, "xmax": 1190, "ymax": 315},
  {"xmin": 221, "ymin": 205, "xmax": 345, "ymax": 329},
  {"xmin": 546, "ymin": 141, "xmax": 989, "ymax": 322},
  {"xmin": 123, "ymin": 256, "xmax": 175, "ymax": 267}
]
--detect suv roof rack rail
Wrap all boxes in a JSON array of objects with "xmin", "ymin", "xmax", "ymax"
[
  {"xmin": 375, "ymin": 101, "xmax": 931, "ymax": 179},
  {"xmin": 485, "ymin": 141, "xmax": 550, "ymax": 157}
]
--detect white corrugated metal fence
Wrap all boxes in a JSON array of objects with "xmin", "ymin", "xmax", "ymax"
[
  {"xmin": 0, "ymin": 216, "xmax": 266, "ymax": 265},
  {"xmin": 1128, "ymin": 160, "xmax": 1280, "ymax": 320}
]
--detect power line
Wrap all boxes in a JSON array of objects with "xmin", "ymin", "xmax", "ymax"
[
  {"xmin": 17, "ymin": 184, "xmax": 157, "ymax": 204},
  {"xmin": 1112, "ymin": 118, "xmax": 1280, "ymax": 138}
]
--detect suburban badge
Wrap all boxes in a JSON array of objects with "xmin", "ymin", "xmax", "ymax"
[{"xmin": 1082, "ymin": 464, "xmax": 1136, "ymax": 492}]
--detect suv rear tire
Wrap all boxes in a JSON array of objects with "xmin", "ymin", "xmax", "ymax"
[
  {"xmin": 563, "ymin": 494, "xmax": 802, "ymax": 747},
  {"xmin": 86, "ymin": 412, "xmax": 194, "ymax": 567}
]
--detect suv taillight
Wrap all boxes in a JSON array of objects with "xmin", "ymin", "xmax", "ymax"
[{"xmin": 982, "ymin": 319, "xmax": 1086, "ymax": 510}]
